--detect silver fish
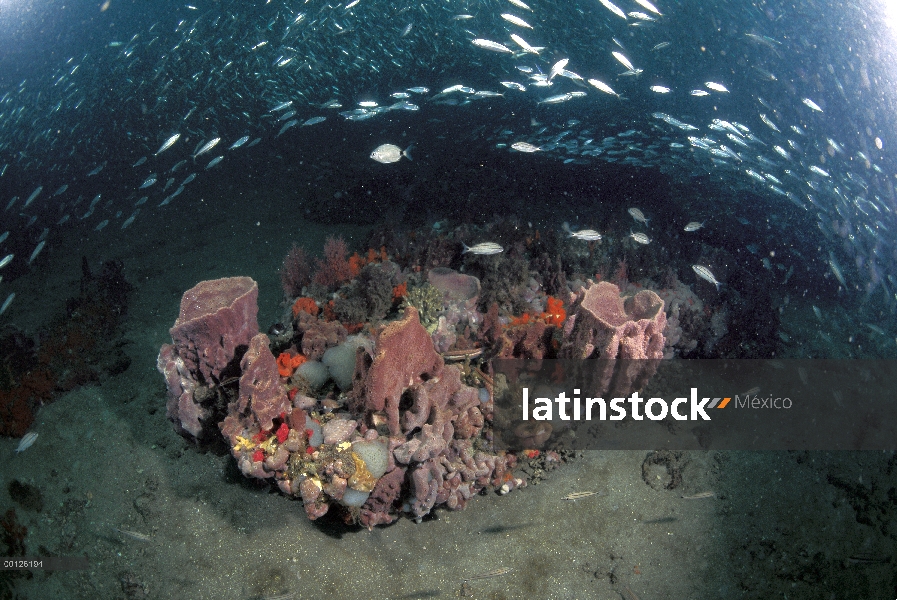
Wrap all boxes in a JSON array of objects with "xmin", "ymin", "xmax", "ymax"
[
  {"xmin": 205, "ymin": 156, "xmax": 223, "ymax": 170},
  {"xmin": 634, "ymin": 0, "xmax": 663, "ymax": 15},
  {"xmin": 705, "ymin": 81, "xmax": 729, "ymax": 93},
  {"xmin": 462, "ymin": 242, "xmax": 504, "ymax": 255},
  {"xmin": 500, "ymin": 13, "xmax": 533, "ymax": 29},
  {"xmin": 510, "ymin": 34, "xmax": 541, "ymax": 54},
  {"xmin": 612, "ymin": 51, "xmax": 634, "ymax": 71},
  {"xmin": 684, "ymin": 221, "xmax": 704, "ymax": 232},
  {"xmin": 24, "ymin": 186, "xmax": 43, "ymax": 208},
  {"xmin": 121, "ymin": 212, "xmax": 138, "ymax": 229},
  {"xmin": 564, "ymin": 225, "xmax": 602, "ymax": 241},
  {"xmin": 0, "ymin": 293, "xmax": 13, "ymax": 315},
  {"xmin": 471, "ymin": 38, "xmax": 513, "ymax": 53},
  {"xmin": 511, "ymin": 141, "xmax": 540, "ymax": 152},
  {"xmin": 803, "ymin": 98, "xmax": 823, "ymax": 112},
  {"xmin": 539, "ymin": 93, "xmax": 574, "ymax": 105},
  {"xmin": 302, "ymin": 116, "xmax": 326, "ymax": 126},
  {"xmin": 139, "ymin": 174, "xmax": 157, "ymax": 189},
  {"xmin": 277, "ymin": 120, "xmax": 298, "ymax": 136},
  {"xmin": 692, "ymin": 265, "xmax": 722, "ymax": 289},
  {"xmin": 628, "ymin": 207, "xmax": 649, "ymax": 225},
  {"xmin": 154, "ymin": 133, "xmax": 181, "ymax": 155},
  {"xmin": 548, "ymin": 58, "xmax": 569, "ymax": 81},
  {"xmin": 562, "ymin": 491, "xmax": 599, "ymax": 500},
  {"xmin": 28, "ymin": 241, "xmax": 46, "ymax": 264},
  {"xmin": 270, "ymin": 101, "xmax": 293, "ymax": 112},
  {"xmin": 598, "ymin": 0, "xmax": 627, "ymax": 19},
  {"xmin": 193, "ymin": 137, "xmax": 221, "ymax": 158},
  {"xmin": 630, "ymin": 232, "xmax": 650, "ymax": 245},
  {"xmin": 15, "ymin": 432, "xmax": 37, "ymax": 453},
  {"xmin": 0, "ymin": 254, "xmax": 12, "ymax": 269},
  {"xmin": 370, "ymin": 143, "xmax": 412, "ymax": 164},
  {"xmin": 588, "ymin": 79, "xmax": 620, "ymax": 97},
  {"xmin": 229, "ymin": 136, "xmax": 250, "ymax": 150}
]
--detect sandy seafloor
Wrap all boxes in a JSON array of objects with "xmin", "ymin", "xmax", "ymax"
[{"xmin": 1, "ymin": 177, "xmax": 896, "ymax": 600}]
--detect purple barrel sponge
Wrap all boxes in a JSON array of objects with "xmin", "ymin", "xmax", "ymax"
[{"xmin": 157, "ymin": 276, "xmax": 259, "ymax": 441}]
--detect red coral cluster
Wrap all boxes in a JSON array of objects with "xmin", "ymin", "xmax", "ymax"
[
  {"xmin": 314, "ymin": 236, "xmax": 355, "ymax": 289},
  {"xmin": 280, "ymin": 244, "xmax": 312, "ymax": 297}
]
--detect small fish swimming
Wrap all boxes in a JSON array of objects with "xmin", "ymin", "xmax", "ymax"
[
  {"xmin": 650, "ymin": 85, "xmax": 671, "ymax": 94},
  {"xmin": 370, "ymin": 143, "xmax": 413, "ymax": 164},
  {"xmin": 684, "ymin": 221, "xmax": 704, "ymax": 232},
  {"xmin": 277, "ymin": 119, "xmax": 298, "ymax": 136},
  {"xmin": 205, "ymin": 156, "xmax": 223, "ymax": 170},
  {"xmin": 630, "ymin": 232, "xmax": 650, "ymax": 245},
  {"xmin": 462, "ymin": 567, "xmax": 512, "ymax": 582},
  {"xmin": 462, "ymin": 242, "xmax": 504, "ymax": 255},
  {"xmin": 539, "ymin": 93, "xmax": 574, "ymax": 105},
  {"xmin": 634, "ymin": 0, "xmax": 662, "ymax": 15},
  {"xmin": 588, "ymin": 79, "xmax": 620, "ymax": 97},
  {"xmin": 28, "ymin": 241, "xmax": 46, "ymax": 264},
  {"xmin": 612, "ymin": 51, "xmax": 635, "ymax": 71},
  {"xmin": 0, "ymin": 293, "xmax": 13, "ymax": 315},
  {"xmin": 562, "ymin": 491, "xmax": 599, "ymax": 500},
  {"xmin": 548, "ymin": 58, "xmax": 569, "ymax": 81},
  {"xmin": 154, "ymin": 133, "xmax": 181, "ymax": 155},
  {"xmin": 681, "ymin": 491, "xmax": 715, "ymax": 500},
  {"xmin": 598, "ymin": 0, "xmax": 627, "ymax": 20},
  {"xmin": 511, "ymin": 141, "xmax": 540, "ymax": 152},
  {"xmin": 500, "ymin": 13, "xmax": 533, "ymax": 28},
  {"xmin": 471, "ymin": 38, "xmax": 513, "ymax": 53},
  {"xmin": 692, "ymin": 265, "xmax": 722, "ymax": 289},
  {"xmin": 193, "ymin": 137, "xmax": 221, "ymax": 159},
  {"xmin": 139, "ymin": 174, "xmax": 157, "ymax": 189},
  {"xmin": 15, "ymin": 432, "xmax": 37, "ymax": 453},
  {"xmin": 705, "ymin": 81, "xmax": 729, "ymax": 93},
  {"xmin": 803, "ymin": 98, "xmax": 823, "ymax": 112},
  {"xmin": 510, "ymin": 34, "xmax": 542, "ymax": 54},
  {"xmin": 563, "ymin": 224, "xmax": 602, "ymax": 241},
  {"xmin": 229, "ymin": 136, "xmax": 250, "ymax": 150},
  {"xmin": 628, "ymin": 207, "xmax": 649, "ymax": 226},
  {"xmin": 302, "ymin": 116, "xmax": 326, "ymax": 126},
  {"xmin": 0, "ymin": 254, "xmax": 12, "ymax": 269},
  {"xmin": 24, "ymin": 186, "xmax": 43, "ymax": 208}
]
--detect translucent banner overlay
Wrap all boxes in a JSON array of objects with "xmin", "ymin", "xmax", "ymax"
[{"xmin": 492, "ymin": 360, "xmax": 897, "ymax": 451}]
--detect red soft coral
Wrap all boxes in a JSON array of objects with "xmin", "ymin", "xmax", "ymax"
[
  {"xmin": 313, "ymin": 236, "xmax": 355, "ymax": 290},
  {"xmin": 280, "ymin": 244, "xmax": 312, "ymax": 297}
]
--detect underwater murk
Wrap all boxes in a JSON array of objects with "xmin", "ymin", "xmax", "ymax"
[{"xmin": 1, "ymin": 0, "xmax": 897, "ymax": 597}]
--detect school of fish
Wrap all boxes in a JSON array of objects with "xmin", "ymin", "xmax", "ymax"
[{"xmin": 0, "ymin": 0, "xmax": 894, "ymax": 327}]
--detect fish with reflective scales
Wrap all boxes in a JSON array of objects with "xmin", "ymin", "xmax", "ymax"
[
  {"xmin": 370, "ymin": 144, "xmax": 413, "ymax": 164},
  {"xmin": 462, "ymin": 242, "xmax": 504, "ymax": 255},
  {"xmin": 692, "ymin": 265, "xmax": 722, "ymax": 289}
]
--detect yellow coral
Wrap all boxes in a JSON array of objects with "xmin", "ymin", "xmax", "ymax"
[
  {"xmin": 347, "ymin": 452, "xmax": 378, "ymax": 493},
  {"xmin": 259, "ymin": 436, "xmax": 278, "ymax": 454},
  {"xmin": 233, "ymin": 436, "xmax": 255, "ymax": 452}
]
